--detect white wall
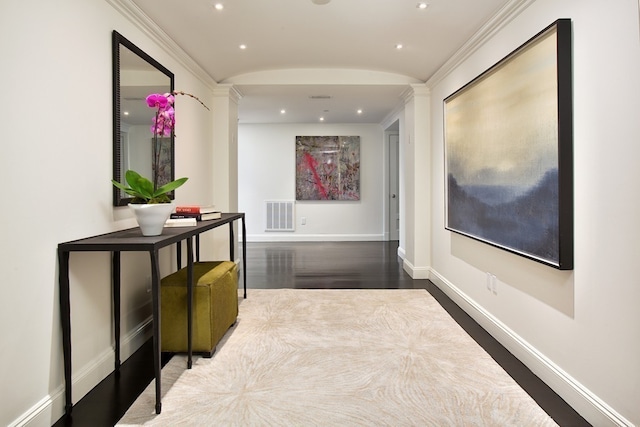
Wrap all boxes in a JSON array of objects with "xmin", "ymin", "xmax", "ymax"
[
  {"xmin": 0, "ymin": 0, "xmax": 217, "ymax": 425},
  {"xmin": 238, "ymin": 123, "xmax": 385, "ymax": 241},
  {"xmin": 428, "ymin": 0, "xmax": 640, "ymax": 425}
]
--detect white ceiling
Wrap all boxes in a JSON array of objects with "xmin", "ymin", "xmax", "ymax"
[{"xmin": 130, "ymin": 0, "xmax": 511, "ymax": 124}]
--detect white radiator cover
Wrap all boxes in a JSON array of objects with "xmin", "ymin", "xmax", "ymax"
[{"xmin": 265, "ymin": 201, "xmax": 295, "ymax": 231}]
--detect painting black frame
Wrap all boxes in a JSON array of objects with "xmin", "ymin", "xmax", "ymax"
[{"xmin": 444, "ymin": 19, "xmax": 573, "ymax": 270}]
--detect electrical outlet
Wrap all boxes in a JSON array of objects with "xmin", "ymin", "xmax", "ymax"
[
  {"xmin": 301, "ymin": 217, "xmax": 306, "ymax": 225},
  {"xmin": 486, "ymin": 272, "xmax": 498, "ymax": 295}
]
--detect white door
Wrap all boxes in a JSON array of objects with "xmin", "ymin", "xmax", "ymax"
[{"xmin": 389, "ymin": 134, "xmax": 400, "ymax": 241}]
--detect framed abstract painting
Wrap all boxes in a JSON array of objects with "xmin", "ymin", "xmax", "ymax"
[
  {"xmin": 296, "ymin": 136, "xmax": 360, "ymax": 201},
  {"xmin": 444, "ymin": 19, "xmax": 573, "ymax": 270}
]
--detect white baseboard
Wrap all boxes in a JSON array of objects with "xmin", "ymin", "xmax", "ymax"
[
  {"xmin": 246, "ymin": 234, "xmax": 385, "ymax": 242},
  {"xmin": 7, "ymin": 395, "xmax": 52, "ymax": 427},
  {"xmin": 402, "ymin": 258, "xmax": 429, "ymax": 279},
  {"xmin": 11, "ymin": 317, "xmax": 153, "ymax": 427},
  {"xmin": 428, "ymin": 268, "xmax": 633, "ymax": 427}
]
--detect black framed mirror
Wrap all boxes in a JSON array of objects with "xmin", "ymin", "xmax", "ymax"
[{"xmin": 112, "ymin": 30, "xmax": 175, "ymax": 206}]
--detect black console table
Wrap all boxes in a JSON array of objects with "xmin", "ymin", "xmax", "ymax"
[{"xmin": 58, "ymin": 213, "xmax": 246, "ymax": 415}]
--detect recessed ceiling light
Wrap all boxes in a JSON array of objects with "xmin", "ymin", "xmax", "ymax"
[
  {"xmin": 213, "ymin": 3, "xmax": 224, "ymax": 10},
  {"xmin": 239, "ymin": 44, "xmax": 247, "ymax": 50},
  {"xmin": 311, "ymin": 0, "xmax": 331, "ymax": 4},
  {"xmin": 395, "ymin": 43, "xmax": 404, "ymax": 50},
  {"xmin": 417, "ymin": 2, "xmax": 429, "ymax": 9},
  {"xmin": 280, "ymin": 109, "xmax": 286, "ymax": 114},
  {"xmin": 123, "ymin": 111, "xmax": 129, "ymax": 116},
  {"xmin": 319, "ymin": 117, "xmax": 325, "ymax": 122},
  {"xmin": 357, "ymin": 109, "xmax": 363, "ymax": 114}
]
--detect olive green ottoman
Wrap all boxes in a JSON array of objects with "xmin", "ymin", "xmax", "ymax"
[{"xmin": 160, "ymin": 261, "xmax": 238, "ymax": 357}]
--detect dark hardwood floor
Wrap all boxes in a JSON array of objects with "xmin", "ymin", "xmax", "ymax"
[{"xmin": 53, "ymin": 241, "xmax": 590, "ymax": 427}]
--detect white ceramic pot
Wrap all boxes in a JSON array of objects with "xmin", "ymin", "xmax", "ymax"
[{"xmin": 128, "ymin": 202, "xmax": 175, "ymax": 236}]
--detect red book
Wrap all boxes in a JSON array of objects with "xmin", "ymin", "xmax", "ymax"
[{"xmin": 175, "ymin": 205, "xmax": 217, "ymax": 214}]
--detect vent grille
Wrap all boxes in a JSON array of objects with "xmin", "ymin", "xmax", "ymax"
[{"xmin": 265, "ymin": 201, "xmax": 295, "ymax": 231}]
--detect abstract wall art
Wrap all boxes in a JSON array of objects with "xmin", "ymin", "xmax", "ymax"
[
  {"xmin": 296, "ymin": 136, "xmax": 360, "ymax": 201},
  {"xmin": 444, "ymin": 19, "xmax": 573, "ymax": 269}
]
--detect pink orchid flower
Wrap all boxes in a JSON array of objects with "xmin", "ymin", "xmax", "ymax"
[{"xmin": 145, "ymin": 93, "xmax": 169, "ymax": 109}]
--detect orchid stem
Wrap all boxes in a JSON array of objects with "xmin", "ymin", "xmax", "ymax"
[
  {"xmin": 172, "ymin": 90, "xmax": 210, "ymax": 110},
  {"xmin": 153, "ymin": 111, "xmax": 161, "ymax": 192}
]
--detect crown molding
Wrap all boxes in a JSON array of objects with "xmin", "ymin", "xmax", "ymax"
[
  {"xmin": 399, "ymin": 83, "xmax": 430, "ymax": 104},
  {"xmin": 426, "ymin": 0, "xmax": 536, "ymax": 88},
  {"xmin": 213, "ymin": 84, "xmax": 243, "ymax": 104},
  {"xmin": 105, "ymin": 0, "xmax": 217, "ymax": 91}
]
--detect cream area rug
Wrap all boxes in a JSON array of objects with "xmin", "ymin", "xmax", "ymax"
[{"xmin": 117, "ymin": 289, "xmax": 557, "ymax": 426}]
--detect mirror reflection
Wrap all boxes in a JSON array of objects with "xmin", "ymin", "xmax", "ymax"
[{"xmin": 112, "ymin": 31, "xmax": 175, "ymax": 206}]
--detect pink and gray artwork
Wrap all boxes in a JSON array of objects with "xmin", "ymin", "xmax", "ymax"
[{"xmin": 296, "ymin": 136, "xmax": 360, "ymax": 201}]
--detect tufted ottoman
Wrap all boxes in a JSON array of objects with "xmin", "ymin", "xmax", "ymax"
[{"xmin": 160, "ymin": 261, "xmax": 238, "ymax": 357}]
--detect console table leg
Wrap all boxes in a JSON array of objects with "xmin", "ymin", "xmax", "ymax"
[
  {"xmin": 149, "ymin": 250, "xmax": 162, "ymax": 414},
  {"xmin": 229, "ymin": 225, "xmax": 235, "ymax": 262},
  {"xmin": 176, "ymin": 241, "xmax": 182, "ymax": 270},
  {"xmin": 242, "ymin": 217, "xmax": 247, "ymax": 299},
  {"xmin": 112, "ymin": 251, "xmax": 121, "ymax": 372},
  {"xmin": 186, "ymin": 237, "xmax": 194, "ymax": 369},
  {"xmin": 58, "ymin": 249, "xmax": 73, "ymax": 415}
]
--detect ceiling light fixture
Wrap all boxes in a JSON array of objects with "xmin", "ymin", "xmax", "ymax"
[
  {"xmin": 311, "ymin": 0, "xmax": 331, "ymax": 4},
  {"xmin": 319, "ymin": 117, "xmax": 325, "ymax": 122},
  {"xmin": 417, "ymin": 2, "xmax": 429, "ymax": 9},
  {"xmin": 213, "ymin": 2, "xmax": 224, "ymax": 10},
  {"xmin": 280, "ymin": 109, "xmax": 286, "ymax": 114},
  {"xmin": 239, "ymin": 44, "xmax": 247, "ymax": 50},
  {"xmin": 357, "ymin": 109, "xmax": 363, "ymax": 114},
  {"xmin": 395, "ymin": 43, "xmax": 404, "ymax": 50}
]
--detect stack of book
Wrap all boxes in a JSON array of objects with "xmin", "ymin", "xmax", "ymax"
[
  {"xmin": 164, "ymin": 217, "xmax": 197, "ymax": 227},
  {"xmin": 170, "ymin": 205, "xmax": 222, "ymax": 221}
]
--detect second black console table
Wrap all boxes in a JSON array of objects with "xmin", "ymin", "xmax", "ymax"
[{"xmin": 58, "ymin": 213, "xmax": 246, "ymax": 415}]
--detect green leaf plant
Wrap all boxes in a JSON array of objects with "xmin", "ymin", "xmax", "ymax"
[{"xmin": 112, "ymin": 170, "xmax": 188, "ymax": 204}]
